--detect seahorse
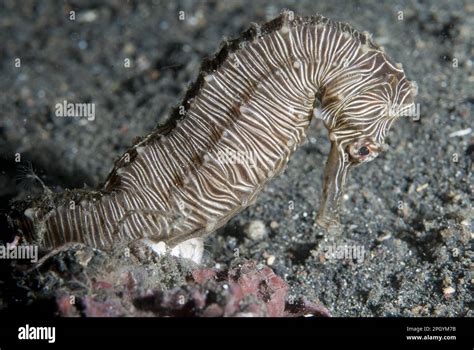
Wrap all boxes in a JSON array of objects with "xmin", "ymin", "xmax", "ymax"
[{"xmin": 9, "ymin": 12, "xmax": 417, "ymax": 262}]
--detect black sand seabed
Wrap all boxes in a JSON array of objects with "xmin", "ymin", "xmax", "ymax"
[{"xmin": 0, "ymin": 0, "xmax": 472, "ymax": 316}]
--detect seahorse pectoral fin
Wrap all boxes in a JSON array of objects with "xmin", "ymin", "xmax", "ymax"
[{"xmin": 315, "ymin": 141, "xmax": 350, "ymax": 229}]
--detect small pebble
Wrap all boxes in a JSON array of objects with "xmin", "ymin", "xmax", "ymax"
[
  {"xmin": 78, "ymin": 10, "xmax": 98, "ymax": 23},
  {"xmin": 266, "ymin": 255, "xmax": 276, "ymax": 266},
  {"xmin": 376, "ymin": 232, "xmax": 392, "ymax": 242},
  {"xmin": 416, "ymin": 183, "xmax": 428, "ymax": 192},
  {"xmin": 244, "ymin": 220, "xmax": 267, "ymax": 240},
  {"xmin": 443, "ymin": 286, "xmax": 455, "ymax": 296}
]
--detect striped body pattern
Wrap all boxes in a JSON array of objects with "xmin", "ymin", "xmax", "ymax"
[{"xmin": 13, "ymin": 12, "xmax": 416, "ymax": 250}]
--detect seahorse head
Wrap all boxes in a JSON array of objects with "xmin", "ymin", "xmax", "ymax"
[{"xmin": 316, "ymin": 58, "xmax": 417, "ymax": 228}]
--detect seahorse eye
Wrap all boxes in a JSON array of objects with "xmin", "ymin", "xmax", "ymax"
[
  {"xmin": 358, "ymin": 146, "xmax": 370, "ymax": 156},
  {"xmin": 347, "ymin": 140, "xmax": 378, "ymax": 162}
]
